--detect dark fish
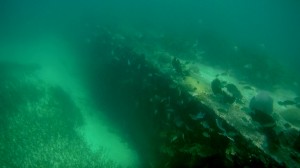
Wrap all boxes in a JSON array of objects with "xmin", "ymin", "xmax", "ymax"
[
  {"xmin": 239, "ymin": 81, "xmax": 248, "ymax": 85},
  {"xmin": 216, "ymin": 72, "xmax": 228, "ymax": 77},
  {"xmin": 243, "ymin": 85, "xmax": 253, "ymax": 90},
  {"xmin": 278, "ymin": 100, "xmax": 296, "ymax": 106}
]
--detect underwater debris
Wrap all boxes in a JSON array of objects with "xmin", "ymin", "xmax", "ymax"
[{"xmin": 80, "ymin": 29, "xmax": 292, "ymax": 167}]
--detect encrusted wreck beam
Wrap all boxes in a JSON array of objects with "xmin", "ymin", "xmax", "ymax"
[{"xmin": 84, "ymin": 36, "xmax": 284, "ymax": 167}]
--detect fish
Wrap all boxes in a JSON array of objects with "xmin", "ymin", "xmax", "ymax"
[
  {"xmin": 185, "ymin": 125, "xmax": 193, "ymax": 131},
  {"xmin": 243, "ymin": 85, "xmax": 254, "ymax": 90},
  {"xmin": 278, "ymin": 100, "xmax": 296, "ymax": 106},
  {"xmin": 189, "ymin": 112, "xmax": 205, "ymax": 120},
  {"xmin": 202, "ymin": 132, "xmax": 210, "ymax": 138},
  {"xmin": 154, "ymin": 109, "xmax": 158, "ymax": 115},
  {"xmin": 174, "ymin": 116, "xmax": 184, "ymax": 127},
  {"xmin": 178, "ymin": 87, "xmax": 182, "ymax": 96},
  {"xmin": 177, "ymin": 99, "xmax": 184, "ymax": 105},
  {"xmin": 170, "ymin": 135, "xmax": 178, "ymax": 143},
  {"xmin": 127, "ymin": 59, "xmax": 131, "ymax": 66},
  {"xmin": 216, "ymin": 119, "xmax": 226, "ymax": 132},
  {"xmin": 201, "ymin": 121, "xmax": 210, "ymax": 129},
  {"xmin": 243, "ymin": 64, "xmax": 253, "ymax": 69}
]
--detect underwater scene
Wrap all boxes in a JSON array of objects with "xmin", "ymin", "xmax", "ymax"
[{"xmin": 1, "ymin": 0, "xmax": 300, "ymax": 167}]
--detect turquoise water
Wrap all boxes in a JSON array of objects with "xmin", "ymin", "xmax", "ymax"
[{"xmin": 1, "ymin": 0, "xmax": 300, "ymax": 167}]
